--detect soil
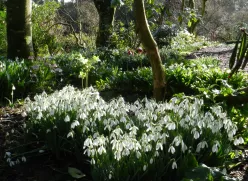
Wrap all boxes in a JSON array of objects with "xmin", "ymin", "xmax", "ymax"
[{"xmin": 1, "ymin": 44, "xmax": 248, "ymax": 181}]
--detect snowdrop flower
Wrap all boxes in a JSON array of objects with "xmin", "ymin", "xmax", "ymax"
[
  {"xmin": 97, "ymin": 146, "xmax": 106, "ymax": 155},
  {"xmin": 5, "ymin": 152, "xmax": 11, "ymax": 157},
  {"xmin": 91, "ymin": 158, "xmax": 95, "ymax": 165},
  {"xmin": 181, "ymin": 141, "xmax": 188, "ymax": 153},
  {"xmin": 10, "ymin": 161, "xmax": 15, "ymax": 167},
  {"xmin": 15, "ymin": 159, "xmax": 20, "ymax": 164},
  {"xmin": 109, "ymin": 173, "xmax": 112, "ymax": 180},
  {"xmin": 120, "ymin": 116, "xmax": 127, "ymax": 123},
  {"xmin": 143, "ymin": 165, "xmax": 147, "ymax": 171},
  {"xmin": 166, "ymin": 122, "xmax": 176, "ymax": 130},
  {"xmin": 196, "ymin": 141, "xmax": 208, "ymax": 152},
  {"xmin": 234, "ymin": 137, "xmax": 244, "ymax": 146},
  {"xmin": 71, "ymin": 120, "xmax": 80, "ymax": 129},
  {"xmin": 212, "ymin": 141, "xmax": 220, "ymax": 153},
  {"xmin": 156, "ymin": 142, "xmax": 163, "ymax": 151},
  {"xmin": 136, "ymin": 151, "xmax": 141, "ymax": 159},
  {"xmin": 168, "ymin": 146, "xmax": 176, "ymax": 154},
  {"xmin": 172, "ymin": 161, "xmax": 177, "ymax": 169},
  {"xmin": 67, "ymin": 131, "xmax": 74, "ymax": 138},
  {"xmin": 191, "ymin": 129, "xmax": 200, "ymax": 139},
  {"xmin": 173, "ymin": 136, "xmax": 181, "ymax": 147},
  {"xmin": 150, "ymin": 158, "xmax": 154, "ymax": 164},
  {"xmin": 64, "ymin": 115, "xmax": 70, "ymax": 122},
  {"xmin": 21, "ymin": 156, "xmax": 27, "ymax": 162},
  {"xmin": 36, "ymin": 112, "xmax": 42, "ymax": 120}
]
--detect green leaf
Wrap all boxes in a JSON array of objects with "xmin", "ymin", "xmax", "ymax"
[
  {"xmin": 231, "ymin": 32, "xmax": 247, "ymax": 74},
  {"xmin": 188, "ymin": 21, "xmax": 192, "ymax": 28},
  {"xmin": 241, "ymin": 49, "xmax": 248, "ymax": 69},
  {"xmin": 229, "ymin": 34, "xmax": 241, "ymax": 69},
  {"xmin": 68, "ymin": 167, "xmax": 86, "ymax": 179},
  {"xmin": 238, "ymin": 32, "xmax": 247, "ymax": 60}
]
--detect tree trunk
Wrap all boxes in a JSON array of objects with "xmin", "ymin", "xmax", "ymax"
[
  {"xmin": 93, "ymin": 0, "xmax": 116, "ymax": 48},
  {"xmin": 134, "ymin": 0, "xmax": 166, "ymax": 101},
  {"xmin": 6, "ymin": 0, "xmax": 33, "ymax": 60}
]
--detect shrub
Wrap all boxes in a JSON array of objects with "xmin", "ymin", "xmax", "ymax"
[
  {"xmin": 32, "ymin": 1, "xmax": 62, "ymax": 57},
  {"xmin": 166, "ymin": 58, "xmax": 248, "ymax": 99},
  {"xmin": 170, "ymin": 30, "xmax": 214, "ymax": 54},
  {"xmin": 0, "ymin": 58, "xmax": 62, "ymax": 103},
  {"xmin": 8, "ymin": 86, "xmax": 242, "ymax": 180},
  {"xmin": 0, "ymin": 9, "xmax": 6, "ymax": 56}
]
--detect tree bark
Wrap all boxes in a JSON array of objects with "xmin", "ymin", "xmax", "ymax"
[
  {"xmin": 134, "ymin": 0, "xmax": 166, "ymax": 101},
  {"xmin": 6, "ymin": 0, "xmax": 33, "ymax": 60},
  {"xmin": 93, "ymin": 0, "xmax": 116, "ymax": 48}
]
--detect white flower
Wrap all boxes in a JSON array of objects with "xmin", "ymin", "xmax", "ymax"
[
  {"xmin": 10, "ymin": 161, "xmax": 15, "ymax": 167},
  {"xmin": 193, "ymin": 131, "xmax": 200, "ymax": 139},
  {"xmin": 173, "ymin": 136, "xmax": 181, "ymax": 147},
  {"xmin": 91, "ymin": 158, "xmax": 95, "ymax": 165},
  {"xmin": 64, "ymin": 115, "xmax": 70, "ymax": 122},
  {"xmin": 5, "ymin": 152, "xmax": 11, "ymax": 157},
  {"xmin": 67, "ymin": 131, "xmax": 74, "ymax": 138},
  {"xmin": 136, "ymin": 151, "xmax": 141, "ymax": 159},
  {"xmin": 156, "ymin": 142, "xmax": 163, "ymax": 151},
  {"xmin": 150, "ymin": 158, "xmax": 153, "ymax": 164},
  {"xmin": 196, "ymin": 141, "xmax": 208, "ymax": 152},
  {"xmin": 97, "ymin": 146, "xmax": 106, "ymax": 155},
  {"xmin": 109, "ymin": 173, "xmax": 112, "ymax": 180},
  {"xmin": 21, "ymin": 112, "xmax": 27, "ymax": 117},
  {"xmin": 181, "ymin": 141, "xmax": 188, "ymax": 153},
  {"xmin": 234, "ymin": 137, "xmax": 244, "ymax": 146},
  {"xmin": 166, "ymin": 122, "xmax": 176, "ymax": 130},
  {"xmin": 15, "ymin": 159, "xmax": 20, "ymax": 164},
  {"xmin": 36, "ymin": 112, "xmax": 42, "ymax": 120},
  {"xmin": 71, "ymin": 120, "xmax": 80, "ymax": 129},
  {"xmin": 172, "ymin": 161, "xmax": 177, "ymax": 169},
  {"xmin": 168, "ymin": 146, "xmax": 176, "ymax": 154},
  {"xmin": 143, "ymin": 165, "xmax": 147, "ymax": 171},
  {"xmin": 212, "ymin": 89, "xmax": 220, "ymax": 94},
  {"xmin": 120, "ymin": 116, "xmax": 127, "ymax": 123},
  {"xmin": 21, "ymin": 156, "xmax": 26, "ymax": 162},
  {"xmin": 212, "ymin": 141, "xmax": 220, "ymax": 153}
]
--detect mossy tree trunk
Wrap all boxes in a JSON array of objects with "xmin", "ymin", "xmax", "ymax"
[
  {"xmin": 6, "ymin": 0, "xmax": 33, "ymax": 60},
  {"xmin": 134, "ymin": 0, "xmax": 166, "ymax": 101},
  {"xmin": 93, "ymin": 0, "xmax": 116, "ymax": 48}
]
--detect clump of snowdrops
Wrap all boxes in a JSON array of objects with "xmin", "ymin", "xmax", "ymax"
[{"xmin": 16, "ymin": 86, "xmax": 243, "ymax": 180}]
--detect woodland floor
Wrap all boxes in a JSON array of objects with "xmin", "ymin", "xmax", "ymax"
[{"xmin": 1, "ymin": 44, "xmax": 248, "ymax": 181}]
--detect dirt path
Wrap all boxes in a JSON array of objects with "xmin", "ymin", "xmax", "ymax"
[{"xmin": 193, "ymin": 43, "xmax": 234, "ymax": 69}]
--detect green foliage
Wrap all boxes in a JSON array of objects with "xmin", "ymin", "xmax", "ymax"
[
  {"xmin": 111, "ymin": 21, "xmax": 138, "ymax": 49},
  {"xmin": 0, "ymin": 58, "xmax": 60, "ymax": 103},
  {"xmin": 0, "ymin": 9, "xmax": 6, "ymax": 55},
  {"xmin": 182, "ymin": 164, "xmax": 238, "ymax": 181},
  {"xmin": 92, "ymin": 55, "xmax": 247, "ymax": 102},
  {"xmin": 0, "ymin": 53, "xmax": 98, "ymax": 104},
  {"xmin": 170, "ymin": 30, "xmax": 213, "ymax": 54},
  {"xmin": 32, "ymin": 1, "xmax": 62, "ymax": 57},
  {"xmin": 7, "ymin": 86, "xmax": 241, "ymax": 180}
]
